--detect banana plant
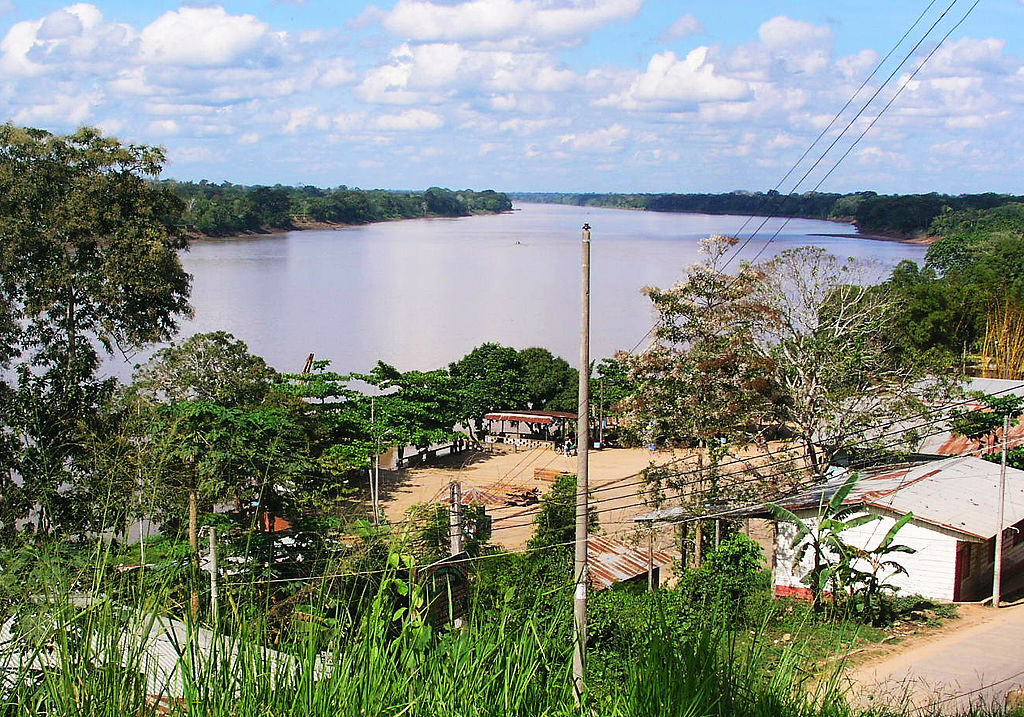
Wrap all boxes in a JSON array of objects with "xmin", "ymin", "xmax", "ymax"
[{"xmin": 770, "ymin": 472, "xmax": 881, "ymax": 612}]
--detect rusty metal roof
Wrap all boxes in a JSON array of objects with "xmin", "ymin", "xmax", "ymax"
[
  {"xmin": 587, "ymin": 535, "xmax": 673, "ymax": 591},
  {"xmin": 483, "ymin": 410, "xmax": 577, "ymax": 424},
  {"xmin": 729, "ymin": 456, "xmax": 1024, "ymax": 540}
]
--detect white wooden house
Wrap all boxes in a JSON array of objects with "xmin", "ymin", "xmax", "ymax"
[{"xmin": 745, "ymin": 456, "xmax": 1024, "ymax": 602}]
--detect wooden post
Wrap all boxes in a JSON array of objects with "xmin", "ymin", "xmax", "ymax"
[
  {"xmin": 209, "ymin": 527, "xmax": 219, "ymax": 626},
  {"xmin": 994, "ymin": 414, "xmax": 1009, "ymax": 608},
  {"xmin": 647, "ymin": 528, "xmax": 655, "ymax": 591},
  {"xmin": 450, "ymin": 481, "xmax": 463, "ymax": 555}
]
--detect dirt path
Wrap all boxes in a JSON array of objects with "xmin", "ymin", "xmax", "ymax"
[
  {"xmin": 377, "ymin": 446, "xmax": 684, "ymax": 551},
  {"xmin": 846, "ymin": 603, "xmax": 1024, "ymax": 714}
]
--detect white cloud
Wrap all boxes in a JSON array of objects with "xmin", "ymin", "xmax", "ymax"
[
  {"xmin": 238, "ymin": 132, "xmax": 260, "ymax": 144},
  {"xmin": 558, "ymin": 123, "xmax": 629, "ymax": 153},
  {"xmin": 375, "ymin": 108, "xmax": 444, "ymax": 130},
  {"xmin": 139, "ymin": 7, "xmax": 271, "ymax": 67},
  {"xmin": 664, "ymin": 14, "xmax": 702, "ymax": 39},
  {"xmin": 357, "ymin": 41, "xmax": 577, "ymax": 104},
  {"xmin": 13, "ymin": 89, "xmax": 98, "ymax": 124},
  {"xmin": 317, "ymin": 58, "xmax": 357, "ymax": 88},
  {"xmin": 0, "ymin": 4, "xmax": 136, "ymax": 77},
  {"xmin": 600, "ymin": 47, "xmax": 750, "ymax": 110},
  {"xmin": 145, "ymin": 118, "xmax": 179, "ymax": 135},
  {"xmin": 758, "ymin": 16, "xmax": 832, "ymax": 52},
  {"xmin": 381, "ymin": 0, "xmax": 642, "ymax": 44}
]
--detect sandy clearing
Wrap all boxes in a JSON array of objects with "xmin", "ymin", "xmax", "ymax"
[{"xmin": 376, "ymin": 446, "xmax": 681, "ymax": 551}]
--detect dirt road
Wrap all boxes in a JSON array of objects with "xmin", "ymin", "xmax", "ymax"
[{"xmin": 848, "ymin": 603, "xmax": 1024, "ymax": 714}]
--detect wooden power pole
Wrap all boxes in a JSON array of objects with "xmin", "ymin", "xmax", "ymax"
[
  {"xmin": 573, "ymin": 224, "xmax": 591, "ymax": 700},
  {"xmin": 450, "ymin": 481, "xmax": 463, "ymax": 555},
  {"xmin": 208, "ymin": 527, "xmax": 219, "ymax": 626},
  {"xmin": 371, "ymin": 396, "xmax": 380, "ymax": 526},
  {"xmin": 994, "ymin": 413, "xmax": 1009, "ymax": 608}
]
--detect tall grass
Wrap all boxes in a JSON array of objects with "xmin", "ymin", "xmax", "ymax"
[{"xmin": 0, "ymin": 548, "xmax": 986, "ymax": 717}]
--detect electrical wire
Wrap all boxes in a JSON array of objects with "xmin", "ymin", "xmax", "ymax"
[{"xmin": 618, "ymin": 0, "xmax": 972, "ymax": 355}]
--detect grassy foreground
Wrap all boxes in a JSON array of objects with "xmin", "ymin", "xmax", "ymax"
[{"xmin": 0, "ymin": 548, "xmax": 1014, "ymax": 717}]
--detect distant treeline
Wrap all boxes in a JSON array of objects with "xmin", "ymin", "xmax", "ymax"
[
  {"xmin": 163, "ymin": 181, "xmax": 513, "ymax": 237},
  {"xmin": 510, "ymin": 191, "xmax": 1024, "ymax": 238}
]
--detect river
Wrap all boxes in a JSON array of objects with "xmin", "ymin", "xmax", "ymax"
[{"xmin": 103, "ymin": 202, "xmax": 928, "ymax": 380}]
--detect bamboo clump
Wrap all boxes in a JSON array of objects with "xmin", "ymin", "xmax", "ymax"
[{"xmin": 981, "ymin": 303, "xmax": 1024, "ymax": 379}]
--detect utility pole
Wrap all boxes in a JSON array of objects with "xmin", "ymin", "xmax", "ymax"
[
  {"xmin": 371, "ymin": 396, "xmax": 380, "ymax": 526},
  {"xmin": 598, "ymin": 378, "xmax": 604, "ymax": 449},
  {"xmin": 573, "ymin": 224, "xmax": 591, "ymax": 701},
  {"xmin": 208, "ymin": 527, "xmax": 219, "ymax": 626},
  {"xmin": 449, "ymin": 481, "xmax": 463, "ymax": 555},
  {"xmin": 647, "ymin": 528, "xmax": 654, "ymax": 592},
  {"xmin": 994, "ymin": 413, "xmax": 1009, "ymax": 608}
]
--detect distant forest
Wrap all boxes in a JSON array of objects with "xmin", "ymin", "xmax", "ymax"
[
  {"xmin": 163, "ymin": 181, "xmax": 513, "ymax": 237},
  {"xmin": 510, "ymin": 191, "xmax": 1024, "ymax": 238}
]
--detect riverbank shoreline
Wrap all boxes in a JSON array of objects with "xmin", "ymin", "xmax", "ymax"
[
  {"xmin": 810, "ymin": 231, "xmax": 937, "ymax": 245},
  {"xmin": 187, "ymin": 211, "xmax": 515, "ymax": 243}
]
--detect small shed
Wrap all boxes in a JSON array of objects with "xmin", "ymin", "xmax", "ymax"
[
  {"xmin": 733, "ymin": 456, "xmax": 1024, "ymax": 602},
  {"xmin": 587, "ymin": 535, "xmax": 674, "ymax": 591},
  {"xmin": 482, "ymin": 410, "xmax": 576, "ymax": 448}
]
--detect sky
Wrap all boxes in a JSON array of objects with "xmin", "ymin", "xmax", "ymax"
[{"xmin": 1, "ymin": 0, "xmax": 1022, "ymax": 194}]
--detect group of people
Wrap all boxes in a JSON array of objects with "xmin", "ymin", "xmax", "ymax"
[{"xmin": 554, "ymin": 438, "xmax": 577, "ymax": 457}]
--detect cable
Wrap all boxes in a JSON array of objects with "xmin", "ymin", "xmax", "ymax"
[
  {"xmin": 619, "ymin": 0, "xmax": 971, "ymax": 355},
  {"xmin": 485, "ymin": 400, "xmax": 1024, "ymax": 537},
  {"xmin": 741, "ymin": 0, "xmax": 981, "ymax": 269},
  {"xmin": 338, "ymin": 381, "xmax": 1020, "ymax": 542},
  {"xmin": 721, "ymin": 0, "xmax": 965, "ymax": 272},
  {"xmin": 486, "ymin": 381, "xmax": 1024, "ymax": 524}
]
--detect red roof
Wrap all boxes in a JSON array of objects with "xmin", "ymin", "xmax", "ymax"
[
  {"xmin": 483, "ymin": 410, "xmax": 577, "ymax": 424},
  {"xmin": 588, "ymin": 535, "xmax": 673, "ymax": 590}
]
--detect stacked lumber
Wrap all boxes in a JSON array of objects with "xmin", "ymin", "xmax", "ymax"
[
  {"xmin": 534, "ymin": 467, "xmax": 571, "ymax": 483},
  {"xmin": 504, "ymin": 487, "xmax": 540, "ymax": 506}
]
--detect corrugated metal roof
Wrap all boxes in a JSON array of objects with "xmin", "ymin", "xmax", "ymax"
[
  {"xmin": 587, "ymin": 535, "xmax": 673, "ymax": 591},
  {"xmin": 730, "ymin": 456, "xmax": 1024, "ymax": 540},
  {"xmin": 919, "ymin": 419, "xmax": 1024, "ymax": 457},
  {"xmin": 915, "ymin": 378, "xmax": 1024, "ymax": 455},
  {"xmin": 483, "ymin": 410, "xmax": 577, "ymax": 424}
]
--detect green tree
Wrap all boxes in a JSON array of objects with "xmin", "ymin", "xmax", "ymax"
[
  {"xmin": 133, "ymin": 331, "xmax": 276, "ymax": 407},
  {"xmin": 950, "ymin": 393, "xmax": 1024, "ymax": 450},
  {"xmin": 518, "ymin": 347, "xmax": 577, "ymax": 412},
  {"xmin": 0, "ymin": 125, "xmax": 190, "ymax": 538},
  {"xmin": 448, "ymin": 343, "xmax": 528, "ymax": 435},
  {"xmin": 357, "ymin": 361, "xmax": 461, "ymax": 457},
  {"xmin": 528, "ymin": 473, "xmax": 598, "ymax": 550}
]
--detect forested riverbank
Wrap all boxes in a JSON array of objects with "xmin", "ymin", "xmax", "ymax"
[
  {"xmin": 166, "ymin": 181, "xmax": 513, "ymax": 238},
  {"xmin": 511, "ymin": 190, "xmax": 1024, "ymax": 239}
]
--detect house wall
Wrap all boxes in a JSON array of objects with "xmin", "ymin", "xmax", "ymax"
[
  {"xmin": 774, "ymin": 511, "xmax": 960, "ymax": 602},
  {"xmin": 955, "ymin": 517, "xmax": 1024, "ymax": 601}
]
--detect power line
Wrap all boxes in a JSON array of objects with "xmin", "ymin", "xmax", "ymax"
[
  {"xmin": 722, "ymin": 0, "xmax": 966, "ymax": 272},
  {"xmin": 619, "ymin": 0, "xmax": 970, "ymax": 356}
]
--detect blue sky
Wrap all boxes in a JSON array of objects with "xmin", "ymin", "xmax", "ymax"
[{"xmin": 1, "ymin": 0, "xmax": 1022, "ymax": 194}]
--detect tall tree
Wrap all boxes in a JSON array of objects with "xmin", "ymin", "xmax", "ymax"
[
  {"xmin": 448, "ymin": 343, "xmax": 528, "ymax": 435},
  {"xmin": 622, "ymin": 236, "xmax": 776, "ymax": 563},
  {"xmin": 755, "ymin": 247, "xmax": 940, "ymax": 480},
  {"xmin": 0, "ymin": 125, "xmax": 190, "ymax": 538}
]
